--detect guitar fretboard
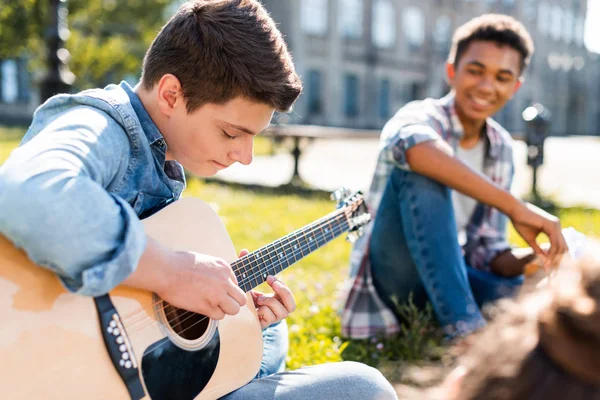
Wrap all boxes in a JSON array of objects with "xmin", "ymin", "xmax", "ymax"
[{"xmin": 231, "ymin": 209, "xmax": 350, "ymax": 292}]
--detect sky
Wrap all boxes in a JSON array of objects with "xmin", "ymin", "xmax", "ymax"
[{"xmin": 585, "ymin": 0, "xmax": 600, "ymax": 53}]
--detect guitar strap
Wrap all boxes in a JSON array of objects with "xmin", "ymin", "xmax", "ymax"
[{"xmin": 94, "ymin": 295, "xmax": 146, "ymax": 400}]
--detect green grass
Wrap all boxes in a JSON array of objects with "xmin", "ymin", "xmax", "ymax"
[
  {"xmin": 0, "ymin": 126, "xmax": 24, "ymax": 165},
  {"xmin": 1, "ymin": 126, "xmax": 600, "ymax": 374}
]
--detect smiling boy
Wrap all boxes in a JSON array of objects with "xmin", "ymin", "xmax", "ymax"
[
  {"xmin": 0, "ymin": 1, "xmax": 397, "ymax": 399},
  {"xmin": 342, "ymin": 14, "xmax": 568, "ymax": 340}
]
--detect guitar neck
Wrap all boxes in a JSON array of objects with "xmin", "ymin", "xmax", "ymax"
[{"xmin": 231, "ymin": 208, "xmax": 350, "ymax": 292}]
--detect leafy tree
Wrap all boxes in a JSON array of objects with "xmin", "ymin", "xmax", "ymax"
[
  {"xmin": 0, "ymin": 0, "xmax": 47, "ymax": 59},
  {"xmin": 0, "ymin": 0, "xmax": 175, "ymax": 90}
]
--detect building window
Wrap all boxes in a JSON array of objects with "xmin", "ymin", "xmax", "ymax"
[
  {"xmin": 433, "ymin": 15, "xmax": 451, "ymax": 55},
  {"xmin": 550, "ymin": 5, "xmax": 563, "ymax": 41},
  {"xmin": 400, "ymin": 82, "xmax": 424, "ymax": 103},
  {"xmin": 339, "ymin": 0, "xmax": 363, "ymax": 39},
  {"xmin": 501, "ymin": 0, "xmax": 515, "ymax": 12},
  {"xmin": 343, "ymin": 73, "xmax": 359, "ymax": 117},
  {"xmin": 16, "ymin": 58, "xmax": 31, "ymax": 102},
  {"xmin": 524, "ymin": 0, "xmax": 537, "ymax": 21},
  {"xmin": 301, "ymin": 0, "xmax": 328, "ymax": 36},
  {"xmin": 372, "ymin": 0, "xmax": 395, "ymax": 49},
  {"xmin": 574, "ymin": 15, "xmax": 585, "ymax": 47},
  {"xmin": 403, "ymin": 6, "xmax": 425, "ymax": 51},
  {"xmin": 378, "ymin": 78, "xmax": 391, "ymax": 119},
  {"xmin": 306, "ymin": 70, "xmax": 323, "ymax": 116},
  {"xmin": 410, "ymin": 82, "xmax": 422, "ymax": 102},
  {"xmin": 538, "ymin": 2, "xmax": 550, "ymax": 37},
  {"xmin": 1, "ymin": 60, "xmax": 19, "ymax": 104},
  {"xmin": 563, "ymin": 9, "xmax": 574, "ymax": 44}
]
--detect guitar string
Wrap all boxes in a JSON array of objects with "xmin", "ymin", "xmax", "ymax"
[
  {"xmin": 120, "ymin": 209, "xmax": 349, "ymax": 328},
  {"xmin": 125, "ymin": 214, "xmax": 351, "ymax": 335},
  {"xmin": 136, "ymin": 219, "xmax": 351, "ymax": 360},
  {"xmin": 126, "ymin": 217, "xmax": 351, "ymax": 340},
  {"xmin": 126, "ymin": 219, "xmax": 350, "ymax": 338},
  {"xmin": 121, "ymin": 211, "xmax": 352, "ymax": 332}
]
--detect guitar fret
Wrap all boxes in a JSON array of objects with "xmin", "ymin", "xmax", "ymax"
[{"xmin": 232, "ymin": 210, "xmax": 353, "ymax": 293}]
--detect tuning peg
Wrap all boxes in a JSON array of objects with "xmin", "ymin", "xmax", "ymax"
[
  {"xmin": 330, "ymin": 187, "xmax": 349, "ymax": 202},
  {"xmin": 346, "ymin": 230, "xmax": 360, "ymax": 243},
  {"xmin": 350, "ymin": 213, "xmax": 371, "ymax": 230}
]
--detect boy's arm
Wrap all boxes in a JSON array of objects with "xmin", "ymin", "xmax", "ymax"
[
  {"xmin": 405, "ymin": 140, "xmax": 567, "ymax": 267},
  {"xmin": 0, "ymin": 108, "xmax": 249, "ymax": 319},
  {"xmin": 0, "ymin": 108, "xmax": 145, "ymax": 296}
]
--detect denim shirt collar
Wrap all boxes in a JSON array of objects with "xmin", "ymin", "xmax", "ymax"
[
  {"xmin": 119, "ymin": 81, "xmax": 185, "ymax": 188},
  {"xmin": 120, "ymin": 81, "xmax": 165, "ymax": 147},
  {"xmin": 440, "ymin": 92, "xmax": 501, "ymax": 160}
]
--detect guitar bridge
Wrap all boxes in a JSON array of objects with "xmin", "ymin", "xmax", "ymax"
[{"xmin": 94, "ymin": 294, "xmax": 145, "ymax": 400}]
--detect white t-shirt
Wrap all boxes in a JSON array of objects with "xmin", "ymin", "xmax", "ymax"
[{"xmin": 452, "ymin": 139, "xmax": 485, "ymax": 243}]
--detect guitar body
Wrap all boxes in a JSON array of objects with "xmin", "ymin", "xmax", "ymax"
[{"xmin": 0, "ymin": 198, "xmax": 263, "ymax": 400}]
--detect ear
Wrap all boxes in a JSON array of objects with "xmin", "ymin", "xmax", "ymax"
[
  {"xmin": 506, "ymin": 77, "xmax": 523, "ymax": 101},
  {"xmin": 513, "ymin": 77, "xmax": 523, "ymax": 94},
  {"xmin": 445, "ymin": 62, "xmax": 456, "ymax": 86},
  {"xmin": 156, "ymin": 74, "xmax": 184, "ymax": 117}
]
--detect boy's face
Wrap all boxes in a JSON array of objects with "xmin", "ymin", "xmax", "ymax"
[
  {"xmin": 446, "ymin": 40, "xmax": 523, "ymax": 126},
  {"xmin": 162, "ymin": 96, "xmax": 274, "ymax": 177}
]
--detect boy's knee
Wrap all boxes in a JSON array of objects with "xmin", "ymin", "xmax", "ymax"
[
  {"xmin": 390, "ymin": 167, "xmax": 447, "ymax": 195},
  {"xmin": 336, "ymin": 362, "xmax": 398, "ymax": 399}
]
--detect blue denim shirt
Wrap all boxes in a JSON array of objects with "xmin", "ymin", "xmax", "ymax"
[{"xmin": 0, "ymin": 81, "xmax": 186, "ymax": 296}]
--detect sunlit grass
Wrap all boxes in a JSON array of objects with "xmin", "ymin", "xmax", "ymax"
[{"xmin": 0, "ymin": 126, "xmax": 23, "ymax": 165}]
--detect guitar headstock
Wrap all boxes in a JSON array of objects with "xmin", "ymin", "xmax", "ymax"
[{"xmin": 332, "ymin": 188, "xmax": 371, "ymax": 243}]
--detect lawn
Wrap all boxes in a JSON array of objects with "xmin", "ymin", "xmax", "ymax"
[{"xmin": 2, "ymin": 126, "xmax": 599, "ymax": 378}]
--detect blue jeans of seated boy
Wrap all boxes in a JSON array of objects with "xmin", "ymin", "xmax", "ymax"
[
  {"xmin": 369, "ymin": 168, "xmax": 523, "ymax": 337},
  {"xmin": 257, "ymin": 320, "xmax": 288, "ymax": 378}
]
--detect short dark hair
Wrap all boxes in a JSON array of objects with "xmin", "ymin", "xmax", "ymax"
[
  {"xmin": 456, "ymin": 245, "xmax": 600, "ymax": 399},
  {"xmin": 140, "ymin": 0, "xmax": 302, "ymax": 113},
  {"xmin": 448, "ymin": 14, "xmax": 534, "ymax": 74}
]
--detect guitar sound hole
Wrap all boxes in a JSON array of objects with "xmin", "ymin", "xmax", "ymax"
[{"xmin": 163, "ymin": 302, "xmax": 209, "ymax": 340}]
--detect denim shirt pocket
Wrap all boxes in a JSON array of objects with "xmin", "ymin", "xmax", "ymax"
[{"xmin": 132, "ymin": 192, "xmax": 173, "ymax": 220}]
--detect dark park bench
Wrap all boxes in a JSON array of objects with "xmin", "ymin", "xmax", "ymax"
[{"xmin": 263, "ymin": 124, "xmax": 381, "ymax": 186}]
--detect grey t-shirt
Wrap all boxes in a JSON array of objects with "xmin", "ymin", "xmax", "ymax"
[{"xmin": 452, "ymin": 138, "xmax": 485, "ymax": 243}]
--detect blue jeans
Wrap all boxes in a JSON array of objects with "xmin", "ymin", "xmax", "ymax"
[
  {"xmin": 256, "ymin": 320, "xmax": 289, "ymax": 378},
  {"xmin": 149, "ymin": 320, "xmax": 396, "ymax": 399},
  {"xmin": 221, "ymin": 320, "xmax": 397, "ymax": 399},
  {"xmin": 369, "ymin": 168, "xmax": 523, "ymax": 337}
]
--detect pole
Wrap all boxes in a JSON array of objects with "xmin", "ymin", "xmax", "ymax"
[{"xmin": 40, "ymin": 0, "xmax": 74, "ymax": 102}]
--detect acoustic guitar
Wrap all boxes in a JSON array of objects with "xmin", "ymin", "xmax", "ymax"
[{"xmin": 0, "ymin": 189, "xmax": 369, "ymax": 400}]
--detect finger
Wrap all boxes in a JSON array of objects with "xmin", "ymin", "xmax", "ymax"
[
  {"xmin": 526, "ymin": 238, "xmax": 545, "ymax": 256},
  {"xmin": 525, "ymin": 240, "xmax": 550, "ymax": 271},
  {"xmin": 256, "ymin": 306, "xmax": 277, "ymax": 329},
  {"xmin": 547, "ymin": 231, "xmax": 565, "ymax": 267},
  {"xmin": 208, "ymin": 308, "xmax": 226, "ymax": 320},
  {"xmin": 218, "ymin": 295, "xmax": 242, "ymax": 316},
  {"xmin": 256, "ymin": 294, "xmax": 289, "ymax": 321},
  {"xmin": 221, "ymin": 259, "xmax": 239, "ymax": 286},
  {"xmin": 249, "ymin": 290, "xmax": 264, "ymax": 308},
  {"xmin": 559, "ymin": 232, "xmax": 569, "ymax": 256},
  {"xmin": 228, "ymin": 285, "xmax": 248, "ymax": 307},
  {"xmin": 238, "ymin": 248, "xmax": 249, "ymax": 258},
  {"xmin": 267, "ymin": 275, "xmax": 296, "ymax": 312},
  {"xmin": 547, "ymin": 232, "xmax": 560, "ymax": 259}
]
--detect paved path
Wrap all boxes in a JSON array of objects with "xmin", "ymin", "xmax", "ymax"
[{"xmin": 214, "ymin": 136, "xmax": 600, "ymax": 209}]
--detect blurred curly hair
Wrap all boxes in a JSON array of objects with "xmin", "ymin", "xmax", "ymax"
[{"xmin": 457, "ymin": 241, "xmax": 600, "ymax": 400}]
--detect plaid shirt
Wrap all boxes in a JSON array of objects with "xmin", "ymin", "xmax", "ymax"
[{"xmin": 341, "ymin": 93, "xmax": 515, "ymax": 339}]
